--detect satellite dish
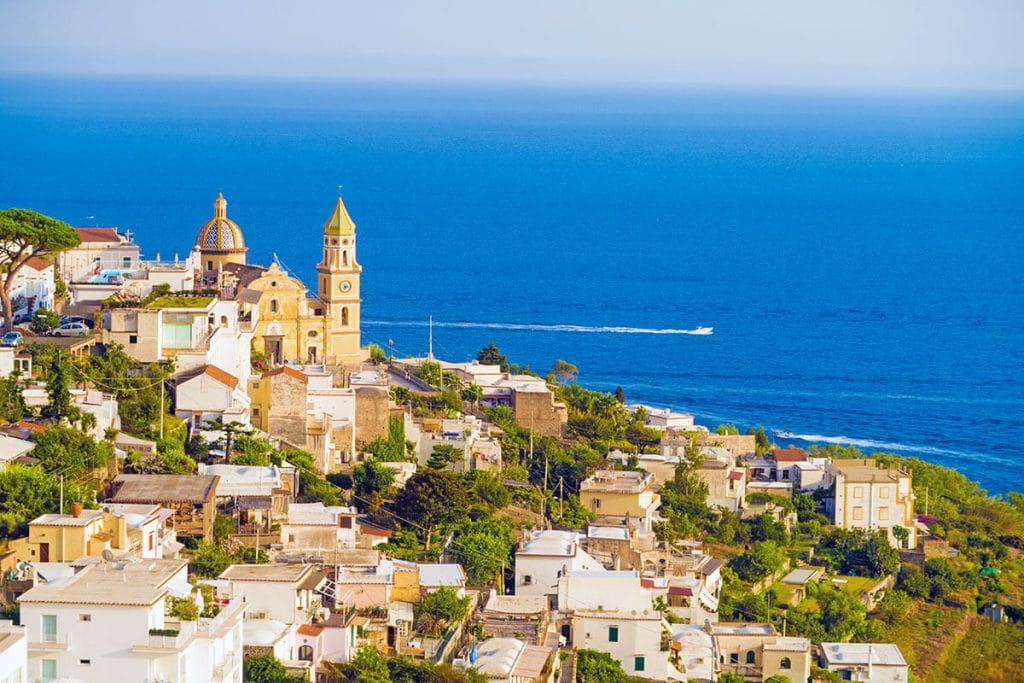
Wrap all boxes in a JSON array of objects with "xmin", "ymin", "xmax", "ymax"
[{"xmin": 102, "ymin": 549, "xmax": 115, "ymax": 562}]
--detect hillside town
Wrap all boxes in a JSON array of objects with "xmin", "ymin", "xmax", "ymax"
[{"xmin": 0, "ymin": 197, "xmax": 1020, "ymax": 683}]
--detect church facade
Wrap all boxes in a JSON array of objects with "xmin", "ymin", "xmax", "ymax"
[{"xmin": 192, "ymin": 193, "xmax": 363, "ymax": 367}]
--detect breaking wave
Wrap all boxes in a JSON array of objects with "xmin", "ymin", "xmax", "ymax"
[
  {"xmin": 777, "ymin": 431, "xmax": 970, "ymax": 459},
  {"xmin": 363, "ymin": 319, "xmax": 711, "ymax": 335}
]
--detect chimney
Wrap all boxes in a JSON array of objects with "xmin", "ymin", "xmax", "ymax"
[{"xmin": 71, "ymin": 502, "xmax": 83, "ymax": 518}]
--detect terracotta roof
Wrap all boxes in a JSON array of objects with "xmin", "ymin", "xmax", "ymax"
[
  {"xmin": 297, "ymin": 623, "xmax": 324, "ymax": 636},
  {"xmin": 24, "ymin": 257, "xmax": 53, "ymax": 271},
  {"xmin": 202, "ymin": 365, "xmax": 239, "ymax": 389},
  {"xmin": 263, "ymin": 365, "xmax": 309, "ymax": 383},
  {"xmin": 14, "ymin": 420, "xmax": 46, "ymax": 433},
  {"xmin": 728, "ymin": 470, "xmax": 745, "ymax": 480},
  {"xmin": 358, "ymin": 523, "xmax": 393, "ymax": 538},
  {"xmin": 773, "ymin": 448, "xmax": 808, "ymax": 462},
  {"xmin": 668, "ymin": 586, "xmax": 693, "ymax": 596},
  {"xmin": 74, "ymin": 227, "xmax": 121, "ymax": 243}
]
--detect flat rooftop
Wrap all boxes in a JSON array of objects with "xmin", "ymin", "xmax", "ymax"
[
  {"xmin": 711, "ymin": 622, "xmax": 777, "ymax": 636},
  {"xmin": 220, "ymin": 563, "xmax": 313, "ymax": 583},
  {"xmin": 518, "ymin": 530, "xmax": 578, "ymax": 557},
  {"xmin": 32, "ymin": 510, "xmax": 103, "ymax": 527},
  {"xmin": 820, "ymin": 642, "xmax": 907, "ymax": 667},
  {"xmin": 111, "ymin": 474, "xmax": 219, "ymax": 504},
  {"xmin": 581, "ymin": 469, "xmax": 654, "ymax": 493},
  {"xmin": 18, "ymin": 559, "xmax": 188, "ymax": 607}
]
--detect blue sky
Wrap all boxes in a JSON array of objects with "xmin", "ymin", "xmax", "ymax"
[{"xmin": 1, "ymin": 1, "xmax": 1022, "ymax": 89}]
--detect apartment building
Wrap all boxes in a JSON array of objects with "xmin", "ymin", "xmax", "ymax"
[
  {"xmin": 579, "ymin": 470, "xmax": 661, "ymax": 532},
  {"xmin": 829, "ymin": 459, "xmax": 916, "ymax": 548},
  {"xmin": 18, "ymin": 558, "xmax": 244, "ymax": 683}
]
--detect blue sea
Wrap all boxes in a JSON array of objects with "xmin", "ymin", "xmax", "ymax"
[{"xmin": 1, "ymin": 75, "xmax": 1022, "ymax": 494}]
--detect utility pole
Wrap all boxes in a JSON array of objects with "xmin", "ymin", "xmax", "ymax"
[
  {"xmin": 924, "ymin": 487, "xmax": 929, "ymax": 516},
  {"xmin": 428, "ymin": 315, "xmax": 434, "ymax": 360},
  {"xmin": 559, "ymin": 476, "xmax": 564, "ymax": 518},
  {"xmin": 159, "ymin": 380, "xmax": 165, "ymax": 439}
]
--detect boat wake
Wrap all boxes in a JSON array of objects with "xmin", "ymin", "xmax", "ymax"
[
  {"xmin": 363, "ymin": 319, "xmax": 712, "ymax": 336},
  {"xmin": 773, "ymin": 430, "xmax": 966, "ymax": 458}
]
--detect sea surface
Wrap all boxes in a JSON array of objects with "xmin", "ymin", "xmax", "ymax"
[{"xmin": 1, "ymin": 75, "xmax": 1022, "ymax": 493}]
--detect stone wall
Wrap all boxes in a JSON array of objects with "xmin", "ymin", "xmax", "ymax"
[
  {"xmin": 354, "ymin": 386, "xmax": 389, "ymax": 446},
  {"xmin": 513, "ymin": 389, "xmax": 567, "ymax": 437},
  {"xmin": 267, "ymin": 373, "xmax": 307, "ymax": 447}
]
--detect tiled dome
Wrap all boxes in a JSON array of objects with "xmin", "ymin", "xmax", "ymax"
[{"xmin": 195, "ymin": 193, "xmax": 247, "ymax": 253}]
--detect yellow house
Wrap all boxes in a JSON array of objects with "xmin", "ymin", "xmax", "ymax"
[
  {"xmin": 9, "ymin": 504, "xmax": 168, "ymax": 563},
  {"xmin": 390, "ymin": 560, "xmax": 421, "ymax": 604},
  {"xmin": 580, "ymin": 470, "xmax": 661, "ymax": 531},
  {"xmin": 195, "ymin": 192, "xmax": 364, "ymax": 367}
]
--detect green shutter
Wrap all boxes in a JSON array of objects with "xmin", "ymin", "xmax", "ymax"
[
  {"xmin": 634, "ymin": 656, "xmax": 645, "ymax": 672},
  {"xmin": 608, "ymin": 626, "xmax": 618, "ymax": 642}
]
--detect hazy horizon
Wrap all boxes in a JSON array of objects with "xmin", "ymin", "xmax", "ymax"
[{"xmin": 2, "ymin": 1, "xmax": 1022, "ymax": 91}]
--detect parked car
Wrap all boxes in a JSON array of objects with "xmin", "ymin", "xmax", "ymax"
[
  {"xmin": 50, "ymin": 322, "xmax": 90, "ymax": 337},
  {"xmin": 1, "ymin": 332, "xmax": 23, "ymax": 347},
  {"xmin": 59, "ymin": 315, "xmax": 94, "ymax": 329}
]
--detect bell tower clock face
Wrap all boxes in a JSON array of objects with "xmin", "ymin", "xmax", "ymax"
[{"xmin": 339, "ymin": 280, "xmax": 352, "ymax": 293}]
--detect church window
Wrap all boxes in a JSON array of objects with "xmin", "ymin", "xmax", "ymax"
[
  {"xmin": 342, "ymin": 307, "xmax": 349, "ymax": 326},
  {"xmin": 271, "ymin": 280, "xmax": 277, "ymax": 287},
  {"xmin": 746, "ymin": 650, "xmax": 756, "ymax": 664},
  {"xmin": 308, "ymin": 330, "xmax": 318, "ymax": 337},
  {"xmin": 781, "ymin": 657, "xmax": 792, "ymax": 669},
  {"xmin": 269, "ymin": 299, "xmax": 278, "ymax": 313},
  {"xmin": 342, "ymin": 251, "xmax": 348, "ymax": 266}
]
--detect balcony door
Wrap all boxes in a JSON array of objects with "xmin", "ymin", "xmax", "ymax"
[{"xmin": 42, "ymin": 614, "xmax": 57, "ymax": 642}]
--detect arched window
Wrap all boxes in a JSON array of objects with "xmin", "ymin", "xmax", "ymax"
[
  {"xmin": 269, "ymin": 299, "xmax": 278, "ymax": 313},
  {"xmin": 297, "ymin": 644, "xmax": 313, "ymax": 661},
  {"xmin": 746, "ymin": 650, "xmax": 756, "ymax": 664},
  {"xmin": 308, "ymin": 330, "xmax": 318, "ymax": 338},
  {"xmin": 780, "ymin": 657, "xmax": 791, "ymax": 669},
  {"xmin": 341, "ymin": 307, "xmax": 349, "ymax": 326},
  {"xmin": 220, "ymin": 315, "xmax": 228, "ymax": 326},
  {"xmin": 342, "ymin": 250, "xmax": 348, "ymax": 266}
]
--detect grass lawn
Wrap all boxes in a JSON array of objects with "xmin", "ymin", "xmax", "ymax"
[
  {"xmin": 827, "ymin": 574, "xmax": 879, "ymax": 597},
  {"xmin": 146, "ymin": 295, "xmax": 213, "ymax": 308},
  {"xmin": 933, "ymin": 619, "xmax": 1024, "ymax": 682}
]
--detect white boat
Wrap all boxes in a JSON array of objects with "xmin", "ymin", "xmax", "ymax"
[
  {"xmin": 774, "ymin": 430, "xmax": 796, "ymax": 438},
  {"xmin": 691, "ymin": 326, "xmax": 713, "ymax": 335}
]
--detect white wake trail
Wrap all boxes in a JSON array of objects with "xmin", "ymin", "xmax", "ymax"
[{"xmin": 363, "ymin": 319, "xmax": 712, "ymax": 335}]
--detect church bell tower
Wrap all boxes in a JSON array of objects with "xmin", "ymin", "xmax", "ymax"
[{"xmin": 317, "ymin": 193, "xmax": 362, "ymax": 366}]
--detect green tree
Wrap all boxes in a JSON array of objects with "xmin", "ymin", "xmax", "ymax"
[
  {"xmin": 0, "ymin": 375, "xmax": 27, "ymax": 422},
  {"xmin": 0, "ymin": 209, "xmax": 80, "ymax": 333},
  {"xmin": 353, "ymin": 458, "xmax": 396, "ymax": 505},
  {"xmin": 33, "ymin": 424, "xmax": 114, "ymax": 478},
  {"xmin": 417, "ymin": 360, "xmax": 442, "ymax": 387},
  {"xmin": 243, "ymin": 655, "xmax": 291, "ymax": 683},
  {"xmin": 550, "ymin": 359, "xmax": 578, "ymax": 385},
  {"xmin": 747, "ymin": 425, "xmax": 772, "ymax": 454},
  {"xmin": 202, "ymin": 417, "xmax": 253, "ymax": 459},
  {"xmin": 476, "ymin": 343, "xmax": 509, "ymax": 372},
  {"xmin": 714, "ymin": 423, "xmax": 740, "ymax": 435},
  {"xmin": 348, "ymin": 646, "xmax": 391, "ymax": 683},
  {"xmin": 473, "ymin": 472, "xmax": 511, "ymax": 509},
  {"xmin": 729, "ymin": 541, "xmax": 787, "ymax": 582},
  {"xmin": 819, "ymin": 587, "xmax": 868, "ymax": 640},
  {"xmin": 31, "ymin": 308, "xmax": 60, "ymax": 334},
  {"xmin": 452, "ymin": 517, "xmax": 516, "ymax": 586},
  {"xmin": 415, "ymin": 586, "xmax": 471, "ymax": 635},
  {"xmin": 576, "ymin": 649, "xmax": 629, "ymax": 682},
  {"xmin": 41, "ymin": 350, "xmax": 72, "ymax": 421},
  {"xmin": 366, "ymin": 343, "xmax": 387, "ymax": 363},
  {"xmin": 393, "ymin": 470, "xmax": 469, "ymax": 550},
  {"xmin": 426, "ymin": 444, "xmax": 463, "ymax": 470},
  {"xmin": 0, "ymin": 465, "xmax": 89, "ymax": 538},
  {"xmin": 461, "ymin": 382, "xmax": 483, "ymax": 406},
  {"xmin": 189, "ymin": 540, "xmax": 232, "ymax": 578},
  {"xmin": 614, "ymin": 385, "xmax": 626, "ymax": 403}
]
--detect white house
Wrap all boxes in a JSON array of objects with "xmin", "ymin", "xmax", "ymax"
[
  {"xmin": 468, "ymin": 637, "xmax": 556, "ymax": 682},
  {"xmin": 280, "ymin": 502, "xmax": 359, "ymax": 552},
  {"xmin": 17, "ymin": 558, "xmax": 245, "ymax": 683},
  {"xmin": 71, "ymin": 387, "xmax": 120, "ymax": 439},
  {"xmin": 8, "ymin": 257, "xmax": 55, "ymax": 321},
  {"xmin": 0, "ymin": 620, "xmax": 26, "ymax": 683},
  {"xmin": 174, "ymin": 364, "xmax": 251, "ymax": 427},
  {"xmin": 216, "ymin": 564, "xmax": 322, "ymax": 625},
  {"xmin": 557, "ymin": 570, "xmax": 667, "ymax": 680},
  {"xmin": 829, "ymin": 460, "xmax": 917, "ymax": 548},
  {"xmin": 514, "ymin": 530, "xmax": 605, "ymax": 600},
  {"xmin": 0, "ymin": 347, "xmax": 32, "ymax": 378},
  {"xmin": 819, "ymin": 642, "xmax": 909, "ymax": 682},
  {"xmin": 628, "ymin": 404, "xmax": 695, "ymax": 431},
  {"xmin": 0, "ymin": 434, "xmax": 35, "ymax": 471},
  {"xmin": 59, "ymin": 227, "xmax": 141, "ymax": 284}
]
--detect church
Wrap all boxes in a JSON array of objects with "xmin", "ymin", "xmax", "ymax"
[{"xmin": 192, "ymin": 192, "xmax": 363, "ymax": 367}]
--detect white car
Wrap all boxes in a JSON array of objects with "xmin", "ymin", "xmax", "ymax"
[{"xmin": 51, "ymin": 321, "xmax": 90, "ymax": 337}]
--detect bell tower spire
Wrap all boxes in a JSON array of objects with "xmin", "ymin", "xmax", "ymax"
[{"xmin": 317, "ymin": 191, "xmax": 362, "ymax": 366}]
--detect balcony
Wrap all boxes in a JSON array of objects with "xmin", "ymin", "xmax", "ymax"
[
  {"xmin": 29, "ymin": 632, "xmax": 70, "ymax": 652},
  {"xmin": 197, "ymin": 599, "xmax": 246, "ymax": 638},
  {"xmin": 133, "ymin": 621, "xmax": 197, "ymax": 653}
]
